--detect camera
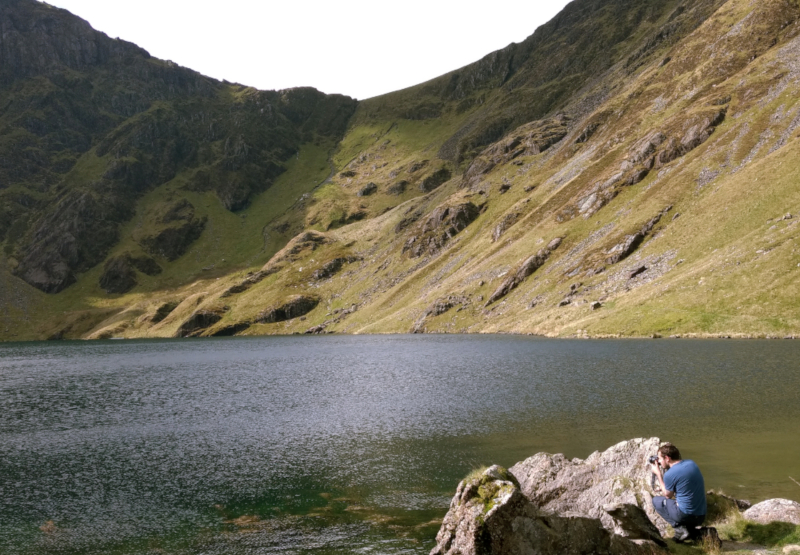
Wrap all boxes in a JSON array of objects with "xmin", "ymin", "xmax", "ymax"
[{"xmin": 648, "ymin": 455, "xmax": 659, "ymax": 465}]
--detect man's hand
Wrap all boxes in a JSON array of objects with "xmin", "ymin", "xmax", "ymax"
[{"xmin": 650, "ymin": 462, "xmax": 662, "ymax": 477}]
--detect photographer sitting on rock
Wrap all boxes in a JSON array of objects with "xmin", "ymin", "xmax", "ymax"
[{"xmin": 650, "ymin": 443, "xmax": 707, "ymax": 541}]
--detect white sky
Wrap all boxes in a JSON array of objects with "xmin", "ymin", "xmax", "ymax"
[{"xmin": 44, "ymin": 1, "xmax": 572, "ymax": 100}]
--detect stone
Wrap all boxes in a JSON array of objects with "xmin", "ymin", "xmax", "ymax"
[
  {"xmin": 312, "ymin": 257, "xmax": 358, "ymax": 280},
  {"xmin": 509, "ymin": 437, "xmax": 672, "ymax": 536},
  {"xmin": 486, "ymin": 249, "xmax": 550, "ymax": 305},
  {"xmin": 151, "ymin": 301, "xmax": 179, "ymax": 324},
  {"xmin": 604, "ymin": 503, "xmax": 667, "ymax": 547},
  {"xmin": 403, "ymin": 202, "xmax": 481, "ymax": 258},
  {"xmin": 210, "ymin": 322, "xmax": 251, "ymax": 336},
  {"xmin": 591, "ymin": 301, "xmax": 602, "ymax": 310},
  {"xmin": 430, "ymin": 464, "xmax": 667, "ymax": 555},
  {"xmin": 98, "ymin": 255, "xmax": 138, "ymax": 294},
  {"xmin": 783, "ymin": 545, "xmax": 800, "ymax": 554},
  {"xmin": 357, "ymin": 182, "xmax": 378, "ymax": 196},
  {"xmin": 175, "ymin": 309, "xmax": 223, "ymax": 337},
  {"xmin": 256, "ymin": 295, "xmax": 320, "ymax": 324},
  {"xmin": 630, "ymin": 266, "xmax": 647, "ymax": 279},
  {"xmin": 420, "ymin": 168, "xmax": 453, "ymax": 192},
  {"xmin": 140, "ymin": 216, "xmax": 207, "ymax": 261},
  {"xmin": 743, "ymin": 499, "xmax": 800, "ymax": 525},
  {"xmin": 387, "ymin": 180, "xmax": 408, "ymax": 195},
  {"xmin": 491, "ymin": 212, "xmax": 521, "ymax": 243}
]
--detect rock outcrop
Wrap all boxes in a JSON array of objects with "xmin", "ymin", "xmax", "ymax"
[
  {"xmin": 509, "ymin": 437, "xmax": 671, "ymax": 536},
  {"xmin": 403, "ymin": 202, "xmax": 481, "ymax": 258},
  {"xmin": 256, "ymin": 295, "xmax": 320, "ymax": 324},
  {"xmin": 175, "ymin": 308, "xmax": 224, "ymax": 337},
  {"xmin": 743, "ymin": 499, "xmax": 800, "ymax": 525},
  {"xmin": 430, "ymin": 464, "xmax": 667, "ymax": 555},
  {"xmin": 486, "ymin": 237, "xmax": 563, "ymax": 305},
  {"xmin": 605, "ymin": 207, "xmax": 671, "ymax": 266}
]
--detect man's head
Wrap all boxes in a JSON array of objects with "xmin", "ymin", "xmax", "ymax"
[{"xmin": 658, "ymin": 443, "xmax": 682, "ymax": 469}]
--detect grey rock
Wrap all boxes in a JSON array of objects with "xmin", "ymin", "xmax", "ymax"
[
  {"xmin": 547, "ymin": 237, "xmax": 564, "ymax": 251},
  {"xmin": 99, "ymin": 255, "xmax": 138, "ymax": 294},
  {"xmin": 357, "ymin": 182, "xmax": 378, "ymax": 196},
  {"xmin": 151, "ymin": 301, "xmax": 180, "ymax": 324},
  {"xmin": 604, "ymin": 503, "xmax": 667, "ymax": 546},
  {"xmin": 176, "ymin": 309, "xmax": 223, "ymax": 337},
  {"xmin": 257, "ymin": 295, "xmax": 320, "ymax": 324},
  {"xmin": 591, "ymin": 301, "xmax": 603, "ymax": 310},
  {"xmin": 430, "ymin": 464, "xmax": 667, "ymax": 555},
  {"xmin": 629, "ymin": 266, "xmax": 647, "ymax": 279},
  {"xmin": 743, "ymin": 499, "xmax": 800, "ymax": 525},
  {"xmin": 491, "ymin": 212, "xmax": 521, "ymax": 243},
  {"xmin": 509, "ymin": 437, "xmax": 672, "ymax": 536},
  {"xmin": 420, "ymin": 168, "xmax": 453, "ymax": 192},
  {"xmin": 403, "ymin": 203, "xmax": 480, "ymax": 258}
]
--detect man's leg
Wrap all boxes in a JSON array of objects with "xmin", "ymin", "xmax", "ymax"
[
  {"xmin": 652, "ymin": 496, "xmax": 691, "ymax": 540},
  {"xmin": 651, "ymin": 496, "xmax": 682, "ymax": 527}
]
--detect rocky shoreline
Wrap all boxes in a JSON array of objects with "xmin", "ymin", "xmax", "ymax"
[{"xmin": 431, "ymin": 438, "xmax": 800, "ymax": 555}]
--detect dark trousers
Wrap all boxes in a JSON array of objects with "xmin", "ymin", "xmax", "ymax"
[{"xmin": 652, "ymin": 496, "xmax": 705, "ymax": 528}]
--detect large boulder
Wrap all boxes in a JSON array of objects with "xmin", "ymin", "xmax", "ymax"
[
  {"xmin": 509, "ymin": 437, "xmax": 671, "ymax": 536},
  {"xmin": 743, "ymin": 499, "xmax": 800, "ymax": 525},
  {"xmin": 430, "ymin": 464, "xmax": 667, "ymax": 555}
]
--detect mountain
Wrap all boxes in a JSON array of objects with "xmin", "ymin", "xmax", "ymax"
[{"xmin": 2, "ymin": 0, "xmax": 800, "ymax": 340}]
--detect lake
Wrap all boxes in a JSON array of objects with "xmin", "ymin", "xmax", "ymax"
[{"xmin": 1, "ymin": 335, "xmax": 799, "ymax": 554}]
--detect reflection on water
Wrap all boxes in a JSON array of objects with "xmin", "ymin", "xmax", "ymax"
[{"xmin": 1, "ymin": 335, "xmax": 799, "ymax": 554}]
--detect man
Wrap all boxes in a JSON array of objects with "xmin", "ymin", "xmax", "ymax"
[{"xmin": 650, "ymin": 443, "xmax": 706, "ymax": 541}]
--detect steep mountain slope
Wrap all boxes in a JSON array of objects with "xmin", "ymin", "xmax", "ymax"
[
  {"xmin": 0, "ymin": 0, "xmax": 356, "ymax": 294},
  {"xmin": 2, "ymin": 0, "xmax": 800, "ymax": 340}
]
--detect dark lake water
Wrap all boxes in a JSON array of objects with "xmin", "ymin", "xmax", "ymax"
[{"xmin": 1, "ymin": 335, "xmax": 799, "ymax": 554}]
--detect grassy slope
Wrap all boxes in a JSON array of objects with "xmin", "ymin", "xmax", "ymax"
[{"xmin": 4, "ymin": 0, "xmax": 800, "ymax": 340}]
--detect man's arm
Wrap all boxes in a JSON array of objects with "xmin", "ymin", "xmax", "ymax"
[{"xmin": 650, "ymin": 463, "xmax": 675, "ymax": 499}]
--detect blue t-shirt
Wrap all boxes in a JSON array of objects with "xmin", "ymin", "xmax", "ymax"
[{"xmin": 664, "ymin": 460, "xmax": 706, "ymax": 516}]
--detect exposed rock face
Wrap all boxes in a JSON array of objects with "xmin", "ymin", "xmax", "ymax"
[
  {"xmin": 151, "ymin": 301, "xmax": 179, "ymax": 323},
  {"xmin": 140, "ymin": 216, "xmax": 207, "ymax": 261},
  {"xmin": 606, "ymin": 207, "xmax": 671, "ymax": 265},
  {"xmin": 98, "ymin": 252, "xmax": 162, "ymax": 294},
  {"xmin": 411, "ymin": 295, "xmax": 470, "ymax": 333},
  {"xmin": 403, "ymin": 202, "xmax": 481, "ymax": 258},
  {"xmin": 420, "ymin": 168, "xmax": 453, "ymax": 192},
  {"xmin": 256, "ymin": 295, "xmax": 320, "ymax": 324},
  {"xmin": 461, "ymin": 115, "xmax": 569, "ymax": 190},
  {"xmin": 175, "ymin": 309, "xmax": 224, "ymax": 337},
  {"xmin": 98, "ymin": 255, "xmax": 138, "ymax": 294},
  {"xmin": 486, "ymin": 237, "xmax": 563, "ymax": 305},
  {"xmin": 430, "ymin": 464, "xmax": 667, "ymax": 555},
  {"xmin": 604, "ymin": 503, "xmax": 667, "ymax": 547},
  {"xmin": 509, "ymin": 437, "xmax": 671, "ymax": 536},
  {"xmin": 1, "ymin": 0, "xmax": 357, "ymax": 294},
  {"xmin": 312, "ymin": 256, "xmax": 359, "ymax": 280},
  {"xmin": 210, "ymin": 322, "xmax": 251, "ymax": 337},
  {"xmin": 357, "ymin": 182, "xmax": 378, "ymax": 196},
  {"xmin": 743, "ymin": 499, "xmax": 800, "ymax": 525}
]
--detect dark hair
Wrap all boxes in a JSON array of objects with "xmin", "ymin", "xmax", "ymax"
[{"xmin": 659, "ymin": 443, "xmax": 682, "ymax": 460}]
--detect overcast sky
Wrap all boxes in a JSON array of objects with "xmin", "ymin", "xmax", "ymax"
[{"xmin": 44, "ymin": 0, "xmax": 572, "ymax": 100}]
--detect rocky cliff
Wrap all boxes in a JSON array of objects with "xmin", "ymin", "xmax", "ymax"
[
  {"xmin": 0, "ymin": 0, "xmax": 356, "ymax": 295},
  {"xmin": 3, "ymin": 0, "xmax": 800, "ymax": 340}
]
